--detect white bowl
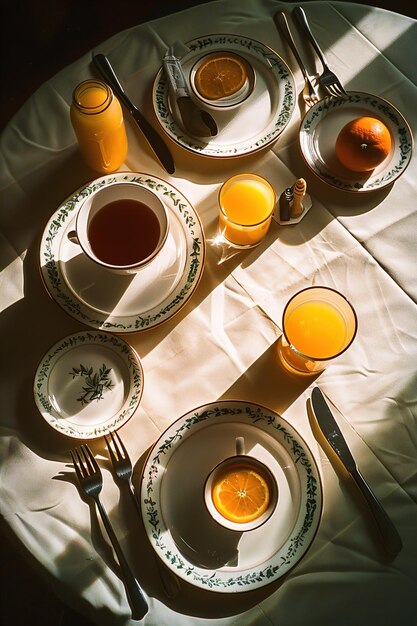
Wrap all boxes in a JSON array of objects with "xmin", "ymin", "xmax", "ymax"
[{"xmin": 190, "ymin": 51, "xmax": 255, "ymax": 110}]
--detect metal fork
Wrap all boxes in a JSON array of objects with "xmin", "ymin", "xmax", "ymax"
[
  {"xmin": 274, "ymin": 11, "xmax": 319, "ymax": 109},
  {"xmin": 105, "ymin": 431, "xmax": 181, "ymax": 599},
  {"xmin": 70, "ymin": 445, "xmax": 148, "ymax": 620},
  {"xmin": 293, "ymin": 6, "xmax": 347, "ymax": 98}
]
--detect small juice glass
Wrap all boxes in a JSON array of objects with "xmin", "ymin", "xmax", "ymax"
[
  {"xmin": 218, "ymin": 173, "xmax": 276, "ymax": 248},
  {"xmin": 278, "ymin": 286, "xmax": 358, "ymax": 375},
  {"xmin": 70, "ymin": 79, "xmax": 128, "ymax": 173}
]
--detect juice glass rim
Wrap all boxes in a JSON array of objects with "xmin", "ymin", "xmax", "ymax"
[
  {"xmin": 282, "ymin": 285, "xmax": 358, "ymax": 361},
  {"xmin": 218, "ymin": 173, "xmax": 276, "ymax": 228},
  {"xmin": 72, "ymin": 79, "xmax": 113, "ymax": 115}
]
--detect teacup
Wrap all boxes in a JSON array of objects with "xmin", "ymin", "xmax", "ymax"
[
  {"xmin": 68, "ymin": 182, "xmax": 169, "ymax": 274},
  {"xmin": 204, "ymin": 437, "xmax": 278, "ymax": 532}
]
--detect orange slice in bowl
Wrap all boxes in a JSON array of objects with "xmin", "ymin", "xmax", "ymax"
[
  {"xmin": 211, "ymin": 465, "xmax": 270, "ymax": 524},
  {"xmin": 194, "ymin": 53, "xmax": 248, "ymax": 100}
]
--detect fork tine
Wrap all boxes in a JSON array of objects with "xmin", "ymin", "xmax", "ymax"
[
  {"xmin": 107, "ymin": 430, "xmax": 128, "ymax": 463},
  {"xmin": 334, "ymin": 83, "xmax": 347, "ymax": 97},
  {"xmin": 104, "ymin": 433, "xmax": 117, "ymax": 463},
  {"xmin": 70, "ymin": 449, "xmax": 84, "ymax": 480},
  {"xmin": 326, "ymin": 82, "xmax": 347, "ymax": 98},
  {"xmin": 109, "ymin": 431, "xmax": 120, "ymax": 459},
  {"xmin": 334, "ymin": 81, "xmax": 347, "ymax": 96},
  {"xmin": 82, "ymin": 444, "xmax": 100, "ymax": 475},
  {"xmin": 327, "ymin": 85, "xmax": 339, "ymax": 98},
  {"xmin": 112, "ymin": 431, "xmax": 128, "ymax": 459},
  {"xmin": 105, "ymin": 431, "xmax": 122, "ymax": 463},
  {"xmin": 76, "ymin": 448, "xmax": 87, "ymax": 476},
  {"xmin": 80, "ymin": 445, "xmax": 92, "ymax": 475}
]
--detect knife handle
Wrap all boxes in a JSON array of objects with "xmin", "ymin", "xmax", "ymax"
[
  {"xmin": 93, "ymin": 53, "xmax": 136, "ymax": 113},
  {"xmin": 351, "ymin": 467, "xmax": 402, "ymax": 557}
]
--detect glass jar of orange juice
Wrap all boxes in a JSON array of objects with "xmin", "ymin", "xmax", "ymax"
[{"xmin": 70, "ymin": 79, "xmax": 128, "ymax": 173}]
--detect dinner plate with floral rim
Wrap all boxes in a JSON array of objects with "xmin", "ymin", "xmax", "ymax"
[
  {"xmin": 140, "ymin": 400, "xmax": 322, "ymax": 592},
  {"xmin": 39, "ymin": 172, "xmax": 205, "ymax": 333},
  {"xmin": 153, "ymin": 34, "xmax": 296, "ymax": 158},
  {"xmin": 299, "ymin": 91, "xmax": 413, "ymax": 192},
  {"xmin": 34, "ymin": 331, "xmax": 143, "ymax": 439}
]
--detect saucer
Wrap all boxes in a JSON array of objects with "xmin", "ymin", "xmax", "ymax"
[
  {"xmin": 299, "ymin": 91, "xmax": 413, "ymax": 192},
  {"xmin": 39, "ymin": 173, "xmax": 205, "ymax": 332},
  {"xmin": 34, "ymin": 331, "xmax": 144, "ymax": 439},
  {"xmin": 140, "ymin": 401, "xmax": 322, "ymax": 592},
  {"xmin": 153, "ymin": 34, "xmax": 296, "ymax": 157}
]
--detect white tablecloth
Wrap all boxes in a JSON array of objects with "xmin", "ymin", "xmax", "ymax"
[{"xmin": 1, "ymin": 1, "xmax": 416, "ymax": 625}]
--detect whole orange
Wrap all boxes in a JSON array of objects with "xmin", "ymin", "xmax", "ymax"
[{"xmin": 335, "ymin": 116, "xmax": 392, "ymax": 172}]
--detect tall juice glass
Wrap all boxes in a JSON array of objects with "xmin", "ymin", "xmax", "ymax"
[
  {"xmin": 278, "ymin": 286, "xmax": 358, "ymax": 375},
  {"xmin": 70, "ymin": 79, "xmax": 128, "ymax": 173},
  {"xmin": 218, "ymin": 174, "xmax": 276, "ymax": 247}
]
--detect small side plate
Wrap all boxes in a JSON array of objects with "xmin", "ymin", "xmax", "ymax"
[
  {"xmin": 299, "ymin": 91, "xmax": 413, "ymax": 192},
  {"xmin": 34, "ymin": 331, "xmax": 144, "ymax": 439}
]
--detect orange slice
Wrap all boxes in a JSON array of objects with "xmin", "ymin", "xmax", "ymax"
[
  {"xmin": 194, "ymin": 54, "xmax": 247, "ymax": 100},
  {"xmin": 212, "ymin": 465, "xmax": 270, "ymax": 524}
]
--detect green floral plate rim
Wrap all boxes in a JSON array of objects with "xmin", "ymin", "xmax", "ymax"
[{"xmin": 140, "ymin": 400, "xmax": 322, "ymax": 592}]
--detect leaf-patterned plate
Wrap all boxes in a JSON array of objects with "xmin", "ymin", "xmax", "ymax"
[
  {"xmin": 34, "ymin": 331, "xmax": 144, "ymax": 439},
  {"xmin": 39, "ymin": 172, "xmax": 205, "ymax": 333},
  {"xmin": 299, "ymin": 91, "xmax": 413, "ymax": 192},
  {"xmin": 153, "ymin": 34, "xmax": 296, "ymax": 157},
  {"xmin": 140, "ymin": 401, "xmax": 322, "ymax": 592}
]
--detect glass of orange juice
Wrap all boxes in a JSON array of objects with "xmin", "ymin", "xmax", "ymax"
[
  {"xmin": 218, "ymin": 173, "xmax": 276, "ymax": 248},
  {"xmin": 278, "ymin": 286, "xmax": 358, "ymax": 375}
]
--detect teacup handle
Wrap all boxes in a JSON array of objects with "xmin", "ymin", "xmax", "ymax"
[
  {"xmin": 235, "ymin": 437, "xmax": 245, "ymax": 456},
  {"xmin": 67, "ymin": 230, "xmax": 80, "ymax": 245}
]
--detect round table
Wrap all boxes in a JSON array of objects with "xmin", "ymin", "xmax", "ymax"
[{"xmin": 1, "ymin": 1, "xmax": 416, "ymax": 625}]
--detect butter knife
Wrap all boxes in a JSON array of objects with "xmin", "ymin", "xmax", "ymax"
[
  {"xmin": 93, "ymin": 53, "xmax": 175, "ymax": 175},
  {"xmin": 311, "ymin": 387, "xmax": 402, "ymax": 557},
  {"xmin": 163, "ymin": 46, "xmax": 217, "ymax": 138}
]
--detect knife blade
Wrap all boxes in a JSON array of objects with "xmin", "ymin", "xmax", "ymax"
[
  {"xmin": 163, "ymin": 47, "xmax": 217, "ymax": 138},
  {"xmin": 93, "ymin": 53, "xmax": 175, "ymax": 175},
  {"xmin": 311, "ymin": 387, "xmax": 402, "ymax": 557}
]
